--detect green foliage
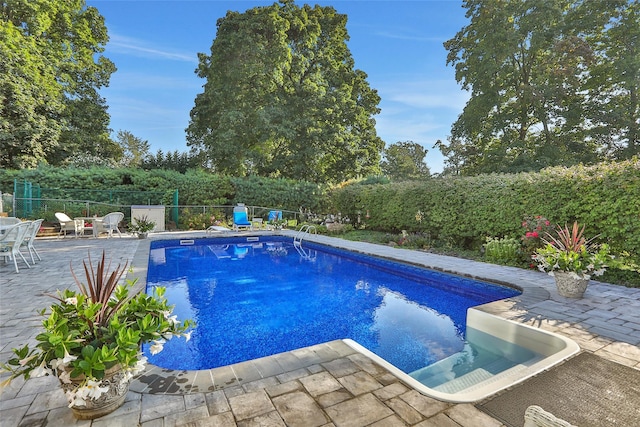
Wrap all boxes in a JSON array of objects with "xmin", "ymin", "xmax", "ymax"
[
  {"xmin": 534, "ymin": 242, "xmax": 611, "ymax": 277},
  {"xmin": 484, "ymin": 237, "xmax": 521, "ymax": 265},
  {"xmin": 326, "ymin": 223, "xmax": 355, "ymax": 235},
  {"xmin": 381, "ymin": 141, "xmax": 431, "ymax": 181},
  {"xmin": 115, "ymin": 131, "xmax": 149, "ymax": 168},
  {"xmin": 358, "ymin": 175, "xmax": 391, "ymax": 185},
  {"xmin": 128, "ymin": 215, "xmax": 156, "ymax": 234},
  {"xmin": 1, "ymin": 0, "xmax": 116, "ymax": 168},
  {"xmin": 231, "ymin": 176, "xmax": 325, "ymax": 213},
  {"xmin": 180, "ymin": 208, "xmax": 226, "ymax": 230},
  {"xmin": 141, "ymin": 149, "xmax": 202, "ymax": 173},
  {"xmin": 442, "ymin": 0, "xmax": 637, "ymax": 175},
  {"xmin": 396, "ymin": 231, "xmax": 431, "ymax": 250},
  {"xmin": 329, "ymin": 160, "xmax": 640, "ymax": 261},
  {"xmin": 186, "ymin": 0, "xmax": 383, "ymax": 183},
  {"xmin": 521, "ymin": 215, "xmax": 553, "ymax": 262},
  {"xmin": 0, "ymin": 167, "xmax": 329, "ymax": 218},
  {"xmin": 0, "ymin": 252, "xmax": 193, "ymax": 406},
  {"xmin": 531, "ymin": 222, "xmax": 614, "ymax": 279}
]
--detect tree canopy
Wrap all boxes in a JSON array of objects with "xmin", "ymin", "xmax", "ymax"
[
  {"xmin": 440, "ymin": 0, "xmax": 639, "ymax": 175},
  {"xmin": 186, "ymin": 0, "xmax": 384, "ymax": 183},
  {"xmin": 381, "ymin": 141, "xmax": 430, "ymax": 181},
  {"xmin": 0, "ymin": 0, "xmax": 115, "ymax": 169}
]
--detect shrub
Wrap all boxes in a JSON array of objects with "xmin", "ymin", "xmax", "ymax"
[{"xmin": 484, "ymin": 237, "xmax": 521, "ymax": 265}]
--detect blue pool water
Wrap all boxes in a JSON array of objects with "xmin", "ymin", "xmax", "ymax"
[{"xmin": 144, "ymin": 237, "xmax": 519, "ymax": 373}]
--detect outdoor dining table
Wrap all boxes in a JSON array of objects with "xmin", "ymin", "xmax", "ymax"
[
  {"xmin": 75, "ymin": 216, "xmax": 104, "ymax": 238},
  {"xmin": 0, "ymin": 217, "xmax": 21, "ymax": 234}
]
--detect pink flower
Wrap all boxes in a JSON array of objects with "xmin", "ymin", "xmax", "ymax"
[{"xmin": 532, "ymin": 231, "xmax": 539, "ymax": 238}]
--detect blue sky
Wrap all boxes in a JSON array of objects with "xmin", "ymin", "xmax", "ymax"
[{"xmin": 87, "ymin": 0, "xmax": 470, "ymax": 173}]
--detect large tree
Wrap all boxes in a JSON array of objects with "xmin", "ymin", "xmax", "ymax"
[
  {"xmin": 186, "ymin": 0, "xmax": 383, "ymax": 183},
  {"xmin": 116, "ymin": 130, "xmax": 150, "ymax": 167},
  {"xmin": 381, "ymin": 141, "xmax": 430, "ymax": 181},
  {"xmin": 440, "ymin": 0, "xmax": 629, "ymax": 175},
  {"xmin": 0, "ymin": 0, "xmax": 115, "ymax": 169},
  {"xmin": 585, "ymin": 1, "xmax": 640, "ymax": 159}
]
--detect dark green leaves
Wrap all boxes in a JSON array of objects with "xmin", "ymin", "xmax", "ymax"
[
  {"xmin": 441, "ymin": 0, "xmax": 637, "ymax": 175},
  {"xmin": 187, "ymin": 1, "xmax": 383, "ymax": 183},
  {"xmin": 0, "ymin": 0, "xmax": 115, "ymax": 169}
]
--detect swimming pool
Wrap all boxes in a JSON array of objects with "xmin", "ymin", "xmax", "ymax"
[{"xmin": 144, "ymin": 236, "xmax": 520, "ymax": 375}]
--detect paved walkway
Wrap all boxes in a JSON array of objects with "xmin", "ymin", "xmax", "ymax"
[{"xmin": 1, "ymin": 232, "xmax": 639, "ymax": 427}]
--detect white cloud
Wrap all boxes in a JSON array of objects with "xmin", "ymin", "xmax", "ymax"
[
  {"xmin": 374, "ymin": 30, "xmax": 446, "ymax": 43},
  {"xmin": 105, "ymin": 94, "xmax": 188, "ymax": 128},
  {"xmin": 369, "ymin": 76, "xmax": 469, "ymax": 173},
  {"xmin": 110, "ymin": 71, "xmax": 201, "ymax": 91},
  {"xmin": 378, "ymin": 78, "xmax": 470, "ymax": 111},
  {"xmin": 108, "ymin": 33, "xmax": 199, "ymax": 63}
]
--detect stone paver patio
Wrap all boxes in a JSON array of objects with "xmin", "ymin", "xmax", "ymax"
[{"xmin": 1, "ymin": 231, "xmax": 639, "ymax": 426}]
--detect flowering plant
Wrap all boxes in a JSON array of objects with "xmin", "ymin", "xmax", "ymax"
[
  {"xmin": 532, "ymin": 222, "xmax": 612, "ymax": 279},
  {"xmin": 0, "ymin": 252, "xmax": 193, "ymax": 408},
  {"xmin": 521, "ymin": 215, "xmax": 553, "ymax": 262}
]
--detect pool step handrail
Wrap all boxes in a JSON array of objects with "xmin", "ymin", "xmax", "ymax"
[
  {"xmin": 294, "ymin": 225, "xmax": 317, "ymax": 260},
  {"xmin": 294, "ymin": 224, "xmax": 317, "ymax": 247}
]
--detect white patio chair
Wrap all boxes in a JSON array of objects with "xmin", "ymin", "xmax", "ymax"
[
  {"xmin": 55, "ymin": 212, "xmax": 84, "ymax": 238},
  {"xmin": 20, "ymin": 218, "xmax": 44, "ymax": 263},
  {"xmin": 94, "ymin": 212, "xmax": 124, "ymax": 238},
  {"xmin": 0, "ymin": 221, "xmax": 32, "ymax": 273}
]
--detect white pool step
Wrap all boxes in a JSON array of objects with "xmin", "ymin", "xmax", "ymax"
[{"xmin": 410, "ymin": 350, "xmax": 538, "ymax": 394}]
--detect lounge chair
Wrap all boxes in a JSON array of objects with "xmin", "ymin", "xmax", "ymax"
[
  {"xmin": 232, "ymin": 205, "xmax": 253, "ymax": 231},
  {"xmin": 94, "ymin": 212, "xmax": 124, "ymax": 238},
  {"xmin": 55, "ymin": 212, "xmax": 84, "ymax": 238},
  {"xmin": 21, "ymin": 218, "xmax": 44, "ymax": 263},
  {"xmin": 0, "ymin": 221, "xmax": 31, "ymax": 273},
  {"xmin": 206, "ymin": 225, "xmax": 231, "ymax": 233}
]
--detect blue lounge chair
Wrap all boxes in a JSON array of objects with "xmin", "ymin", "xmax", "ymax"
[
  {"xmin": 233, "ymin": 205, "xmax": 253, "ymax": 231},
  {"xmin": 268, "ymin": 210, "xmax": 282, "ymax": 222},
  {"xmin": 266, "ymin": 210, "xmax": 283, "ymax": 230}
]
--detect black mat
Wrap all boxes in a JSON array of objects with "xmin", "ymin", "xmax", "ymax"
[{"xmin": 476, "ymin": 352, "xmax": 640, "ymax": 427}]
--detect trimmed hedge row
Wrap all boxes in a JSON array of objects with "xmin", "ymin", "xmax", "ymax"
[
  {"xmin": 2, "ymin": 160, "xmax": 637, "ymax": 258},
  {"xmin": 329, "ymin": 159, "xmax": 640, "ymax": 256},
  {"xmin": 0, "ymin": 167, "xmax": 324, "ymax": 213}
]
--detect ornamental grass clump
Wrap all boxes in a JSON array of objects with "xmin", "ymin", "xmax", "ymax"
[
  {"xmin": 0, "ymin": 251, "xmax": 194, "ymax": 409},
  {"xmin": 532, "ymin": 221, "xmax": 612, "ymax": 279}
]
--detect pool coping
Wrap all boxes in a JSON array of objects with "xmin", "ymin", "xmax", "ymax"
[{"xmin": 129, "ymin": 231, "xmax": 571, "ymax": 400}]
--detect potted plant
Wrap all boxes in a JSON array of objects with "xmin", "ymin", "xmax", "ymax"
[
  {"xmin": 0, "ymin": 252, "xmax": 193, "ymax": 419},
  {"xmin": 532, "ymin": 221, "xmax": 612, "ymax": 298},
  {"xmin": 129, "ymin": 215, "xmax": 156, "ymax": 239}
]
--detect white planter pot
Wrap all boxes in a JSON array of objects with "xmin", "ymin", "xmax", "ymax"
[
  {"xmin": 553, "ymin": 271, "xmax": 589, "ymax": 298},
  {"xmin": 59, "ymin": 364, "xmax": 130, "ymax": 420}
]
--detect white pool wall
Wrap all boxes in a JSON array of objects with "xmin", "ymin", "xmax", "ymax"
[{"xmin": 344, "ymin": 309, "xmax": 580, "ymax": 403}]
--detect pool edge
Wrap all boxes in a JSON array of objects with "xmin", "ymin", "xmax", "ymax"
[
  {"xmin": 342, "ymin": 309, "xmax": 580, "ymax": 403},
  {"xmin": 133, "ymin": 232, "xmax": 579, "ymax": 403}
]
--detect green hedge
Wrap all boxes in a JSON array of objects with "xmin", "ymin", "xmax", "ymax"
[
  {"xmin": 329, "ymin": 159, "xmax": 640, "ymax": 257},
  {"xmin": 231, "ymin": 176, "xmax": 326, "ymax": 213},
  {"xmin": 0, "ymin": 166, "xmax": 325, "ymax": 214},
  {"xmin": 2, "ymin": 160, "xmax": 637, "ymax": 258}
]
